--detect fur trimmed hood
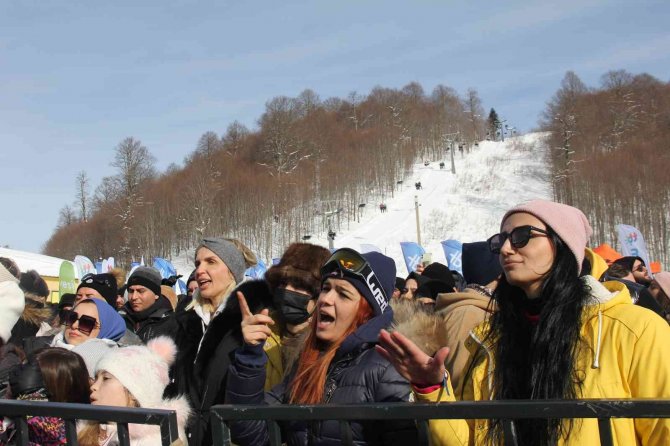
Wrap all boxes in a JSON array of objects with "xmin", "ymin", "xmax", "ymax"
[
  {"xmin": 390, "ymin": 299, "xmax": 447, "ymax": 357},
  {"xmin": 127, "ymin": 395, "xmax": 191, "ymax": 445}
]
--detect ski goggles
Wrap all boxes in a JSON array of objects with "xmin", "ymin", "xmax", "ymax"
[
  {"xmin": 65, "ymin": 311, "xmax": 100, "ymax": 336},
  {"xmin": 321, "ymin": 248, "xmax": 389, "ymax": 309},
  {"xmin": 487, "ymin": 225, "xmax": 550, "ymax": 254},
  {"xmin": 80, "ymin": 273, "xmax": 115, "ymax": 289}
]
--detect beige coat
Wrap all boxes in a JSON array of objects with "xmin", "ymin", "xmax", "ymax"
[{"xmin": 434, "ymin": 289, "xmax": 494, "ymax": 392}]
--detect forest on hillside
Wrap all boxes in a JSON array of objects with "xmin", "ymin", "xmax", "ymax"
[
  {"xmin": 541, "ymin": 70, "xmax": 670, "ymax": 267},
  {"xmin": 44, "ymin": 83, "xmax": 487, "ymax": 265}
]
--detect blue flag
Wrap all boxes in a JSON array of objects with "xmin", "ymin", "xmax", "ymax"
[
  {"xmin": 616, "ymin": 224, "xmax": 653, "ymax": 277},
  {"xmin": 441, "ymin": 240, "xmax": 463, "ymax": 274},
  {"xmin": 245, "ymin": 259, "xmax": 268, "ymax": 280},
  {"xmin": 153, "ymin": 257, "xmax": 177, "ymax": 279},
  {"xmin": 400, "ymin": 242, "xmax": 425, "ymax": 274}
]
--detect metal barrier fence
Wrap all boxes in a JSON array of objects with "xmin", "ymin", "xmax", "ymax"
[
  {"xmin": 211, "ymin": 399, "xmax": 670, "ymax": 446},
  {"xmin": 0, "ymin": 399, "xmax": 179, "ymax": 446}
]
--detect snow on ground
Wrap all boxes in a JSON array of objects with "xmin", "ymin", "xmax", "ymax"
[
  {"xmin": 7, "ymin": 133, "xmax": 552, "ymax": 280},
  {"xmin": 309, "ymin": 132, "xmax": 553, "ymax": 276}
]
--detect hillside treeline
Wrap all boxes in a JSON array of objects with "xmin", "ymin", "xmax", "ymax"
[
  {"xmin": 542, "ymin": 70, "xmax": 670, "ymax": 267},
  {"xmin": 44, "ymin": 83, "xmax": 486, "ymax": 265}
]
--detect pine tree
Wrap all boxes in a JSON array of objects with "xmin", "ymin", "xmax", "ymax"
[{"xmin": 487, "ymin": 108, "xmax": 500, "ymax": 141}]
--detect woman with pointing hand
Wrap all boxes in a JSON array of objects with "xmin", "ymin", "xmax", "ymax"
[{"xmin": 226, "ymin": 248, "xmax": 417, "ymax": 446}]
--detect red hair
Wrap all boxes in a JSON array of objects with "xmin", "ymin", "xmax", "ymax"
[{"xmin": 289, "ymin": 298, "xmax": 374, "ymax": 404}]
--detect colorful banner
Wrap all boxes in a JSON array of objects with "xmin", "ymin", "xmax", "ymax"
[
  {"xmin": 616, "ymin": 224, "xmax": 653, "ymax": 276},
  {"xmin": 74, "ymin": 255, "xmax": 95, "ymax": 278},
  {"xmin": 400, "ymin": 241, "xmax": 425, "ymax": 274},
  {"xmin": 58, "ymin": 261, "xmax": 77, "ymax": 303},
  {"xmin": 441, "ymin": 239, "xmax": 463, "ymax": 274}
]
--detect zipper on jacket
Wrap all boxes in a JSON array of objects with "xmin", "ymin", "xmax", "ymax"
[{"xmin": 324, "ymin": 379, "xmax": 337, "ymax": 403}]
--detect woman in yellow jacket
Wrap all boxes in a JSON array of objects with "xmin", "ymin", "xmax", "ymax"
[{"xmin": 377, "ymin": 199, "xmax": 670, "ymax": 445}]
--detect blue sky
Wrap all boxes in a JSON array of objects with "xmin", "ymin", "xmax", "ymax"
[{"xmin": 1, "ymin": 0, "xmax": 668, "ymax": 253}]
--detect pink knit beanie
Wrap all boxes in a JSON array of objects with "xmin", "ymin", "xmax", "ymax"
[
  {"xmin": 655, "ymin": 272, "xmax": 670, "ymax": 297},
  {"xmin": 502, "ymin": 200, "xmax": 593, "ymax": 274}
]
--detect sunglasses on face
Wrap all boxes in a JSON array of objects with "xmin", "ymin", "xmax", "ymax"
[
  {"xmin": 65, "ymin": 311, "xmax": 100, "ymax": 336},
  {"xmin": 487, "ymin": 225, "xmax": 550, "ymax": 254}
]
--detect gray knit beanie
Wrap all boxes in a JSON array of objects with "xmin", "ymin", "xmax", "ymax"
[
  {"xmin": 197, "ymin": 238, "xmax": 246, "ymax": 284},
  {"xmin": 127, "ymin": 266, "xmax": 162, "ymax": 296}
]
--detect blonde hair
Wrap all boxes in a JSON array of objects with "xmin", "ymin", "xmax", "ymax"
[{"xmin": 77, "ymin": 387, "xmax": 138, "ymax": 445}]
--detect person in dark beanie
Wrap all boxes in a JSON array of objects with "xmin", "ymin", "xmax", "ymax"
[
  {"xmin": 261, "ymin": 242, "xmax": 331, "ymax": 389},
  {"xmin": 226, "ymin": 248, "xmax": 416, "ymax": 446},
  {"xmin": 414, "ymin": 262, "xmax": 457, "ymax": 309},
  {"xmin": 8, "ymin": 270, "xmax": 52, "ymax": 346},
  {"xmin": 76, "ymin": 273, "xmax": 119, "ymax": 308},
  {"xmin": 118, "ymin": 266, "xmax": 177, "ymax": 343},
  {"xmin": 168, "ymin": 237, "xmax": 259, "ymax": 446},
  {"xmin": 393, "ymin": 277, "xmax": 406, "ymax": 300},
  {"xmin": 461, "ymin": 240, "xmax": 504, "ymax": 297}
]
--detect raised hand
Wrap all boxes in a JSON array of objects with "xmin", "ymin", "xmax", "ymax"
[
  {"xmin": 376, "ymin": 329, "xmax": 449, "ymax": 386},
  {"xmin": 238, "ymin": 291, "xmax": 275, "ymax": 346}
]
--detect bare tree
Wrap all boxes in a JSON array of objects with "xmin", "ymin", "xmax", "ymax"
[
  {"xmin": 58, "ymin": 204, "xmax": 77, "ymax": 227},
  {"xmin": 111, "ymin": 137, "xmax": 156, "ymax": 264},
  {"xmin": 75, "ymin": 170, "xmax": 90, "ymax": 222}
]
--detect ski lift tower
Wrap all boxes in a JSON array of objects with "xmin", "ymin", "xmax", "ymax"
[{"xmin": 323, "ymin": 207, "xmax": 343, "ymax": 250}]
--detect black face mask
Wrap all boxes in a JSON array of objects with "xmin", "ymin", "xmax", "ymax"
[{"xmin": 273, "ymin": 288, "xmax": 313, "ymax": 325}]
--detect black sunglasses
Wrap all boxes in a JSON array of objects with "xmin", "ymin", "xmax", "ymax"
[
  {"xmin": 487, "ymin": 225, "xmax": 550, "ymax": 254},
  {"xmin": 65, "ymin": 311, "xmax": 100, "ymax": 336}
]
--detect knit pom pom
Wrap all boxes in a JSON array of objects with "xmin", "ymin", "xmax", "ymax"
[{"xmin": 147, "ymin": 336, "xmax": 177, "ymax": 366}]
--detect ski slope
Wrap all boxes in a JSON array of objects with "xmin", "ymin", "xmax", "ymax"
[{"xmin": 309, "ymin": 132, "xmax": 552, "ymax": 276}]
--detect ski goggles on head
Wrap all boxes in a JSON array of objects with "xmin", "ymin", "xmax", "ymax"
[
  {"xmin": 321, "ymin": 248, "xmax": 389, "ymax": 306},
  {"xmin": 487, "ymin": 225, "xmax": 550, "ymax": 254}
]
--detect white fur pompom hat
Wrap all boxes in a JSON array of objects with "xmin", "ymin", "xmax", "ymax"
[
  {"xmin": 95, "ymin": 336, "xmax": 176, "ymax": 408},
  {"xmin": 0, "ymin": 263, "xmax": 25, "ymax": 343}
]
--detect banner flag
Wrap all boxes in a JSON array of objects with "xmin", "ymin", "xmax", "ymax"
[
  {"xmin": 74, "ymin": 255, "xmax": 95, "ymax": 278},
  {"xmin": 400, "ymin": 242, "xmax": 425, "ymax": 274},
  {"xmin": 153, "ymin": 257, "xmax": 177, "ymax": 279},
  {"xmin": 441, "ymin": 239, "xmax": 463, "ymax": 274},
  {"xmin": 245, "ymin": 259, "xmax": 268, "ymax": 280},
  {"xmin": 58, "ymin": 261, "xmax": 77, "ymax": 304},
  {"xmin": 616, "ymin": 224, "xmax": 653, "ymax": 277}
]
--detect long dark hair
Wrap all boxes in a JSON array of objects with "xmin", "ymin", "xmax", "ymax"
[
  {"xmin": 486, "ymin": 231, "xmax": 591, "ymax": 445},
  {"xmin": 35, "ymin": 348, "xmax": 90, "ymax": 404}
]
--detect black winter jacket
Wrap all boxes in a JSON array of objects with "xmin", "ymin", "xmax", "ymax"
[
  {"xmin": 118, "ymin": 297, "xmax": 177, "ymax": 343},
  {"xmin": 225, "ymin": 310, "xmax": 417, "ymax": 446},
  {"xmin": 166, "ymin": 280, "xmax": 273, "ymax": 446}
]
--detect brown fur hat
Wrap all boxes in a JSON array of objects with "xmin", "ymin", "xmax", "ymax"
[{"xmin": 265, "ymin": 243, "xmax": 331, "ymax": 298}]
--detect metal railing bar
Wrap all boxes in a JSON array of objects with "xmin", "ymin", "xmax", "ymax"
[
  {"xmin": 0, "ymin": 400, "xmax": 175, "ymax": 424},
  {"xmin": 268, "ymin": 419, "xmax": 282, "ymax": 446},
  {"xmin": 416, "ymin": 419, "xmax": 430, "ymax": 446},
  {"xmin": 117, "ymin": 422, "xmax": 131, "ymax": 446},
  {"xmin": 209, "ymin": 411, "xmax": 229, "ymax": 446},
  {"xmin": 210, "ymin": 399, "xmax": 670, "ymax": 421},
  {"xmin": 64, "ymin": 418, "xmax": 78, "ymax": 446},
  {"xmin": 598, "ymin": 417, "xmax": 614, "ymax": 446},
  {"xmin": 338, "ymin": 420, "xmax": 353, "ymax": 446},
  {"xmin": 503, "ymin": 420, "xmax": 518, "ymax": 446},
  {"xmin": 13, "ymin": 415, "xmax": 28, "ymax": 446}
]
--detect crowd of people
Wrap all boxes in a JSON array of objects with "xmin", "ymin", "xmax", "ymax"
[{"xmin": 0, "ymin": 199, "xmax": 669, "ymax": 445}]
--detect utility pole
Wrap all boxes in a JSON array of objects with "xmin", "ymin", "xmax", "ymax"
[
  {"xmin": 414, "ymin": 195, "xmax": 421, "ymax": 246},
  {"xmin": 450, "ymin": 139, "xmax": 456, "ymax": 174}
]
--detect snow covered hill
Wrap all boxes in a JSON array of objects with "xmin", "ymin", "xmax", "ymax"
[
  {"xmin": 173, "ymin": 132, "xmax": 553, "ymax": 277},
  {"xmin": 7, "ymin": 133, "xmax": 553, "ymax": 280}
]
